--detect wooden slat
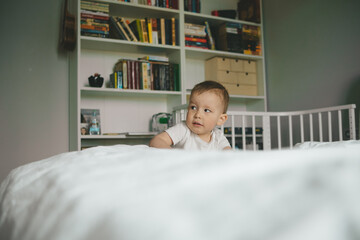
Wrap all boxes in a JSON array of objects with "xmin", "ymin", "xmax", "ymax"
[
  {"xmin": 252, "ymin": 115, "xmax": 256, "ymax": 150},
  {"xmin": 328, "ymin": 111, "xmax": 332, "ymax": 142},
  {"xmin": 319, "ymin": 112, "xmax": 323, "ymax": 142},
  {"xmin": 300, "ymin": 114, "xmax": 304, "ymax": 143},
  {"xmin": 289, "ymin": 115, "xmax": 293, "ymax": 149},
  {"xmin": 338, "ymin": 110, "xmax": 343, "ymax": 141},
  {"xmin": 231, "ymin": 114, "xmax": 235, "ymax": 150},
  {"xmin": 242, "ymin": 116, "xmax": 246, "ymax": 151},
  {"xmin": 277, "ymin": 116, "xmax": 281, "ymax": 150}
]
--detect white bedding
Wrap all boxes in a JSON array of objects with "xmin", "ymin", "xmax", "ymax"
[{"xmin": 1, "ymin": 142, "xmax": 360, "ymax": 240}]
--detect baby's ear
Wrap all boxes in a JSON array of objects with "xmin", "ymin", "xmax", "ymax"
[{"xmin": 217, "ymin": 113, "xmax": 228, "ymax": 126}]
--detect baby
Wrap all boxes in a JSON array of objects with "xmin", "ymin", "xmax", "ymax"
[{"xmin": 149, "ymin": 80, "xmax": 231, "ymax": 150}]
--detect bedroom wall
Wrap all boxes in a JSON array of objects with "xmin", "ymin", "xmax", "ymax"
[
  {"xmin": 263, "ymin": 0, "xmax": 360, "ymax": 145},
  {"xmin": 0, "ymin": 0, "xmax": 69, "ymax": 182}
]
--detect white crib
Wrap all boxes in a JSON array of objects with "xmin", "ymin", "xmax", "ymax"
[{"xmin": 172, "ymin": 104, "xmax": 357, "ymax": 150}]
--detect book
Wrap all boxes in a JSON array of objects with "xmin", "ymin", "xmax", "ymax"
[
  {"xmin": 135, "ymin": 19, "xmax": 143, "ymax": 42},
  {"xmin": 160, "ymin": 18, "xmax": 166, "ymax": 45},
  {"xmin": 185, "ymin": 36, "xmax": 207, "ymax": 43},
  {"xmin": 81, "ymin": 29, "xmax": 109, "ymax": 35},
  {"xmin": 139, "ymin": 55, "xmax": 169, "ymax": 62},
  {"xmin": 120, "ymin": 17, "xmax": 138, "ymax": 42},
  {"xmin": 126, "ymin": 60, "xmax": 132, "ymax": 89},
  {"xmin": 134, "ymin": 60, "xmax": 140, "ymax": 89},
  {"xmin": 184, "ymin": 23, "xmax": 206, "ymax": 37},
  {"xmin": 109, "ymin": 17, "xmax": 125, "ymax": 39},
  {"xmin": 242, "ymin": 25, "xmax": 261, "ymax": 55},
  {"xmin": 117, "ymin": 17, "xmax": 134, "ymax": 41},
  {"xmin": 173, "ymin": 63, "xmax": 180, "ymax": 91},
  {"xmin": 175, "ymin": 19, "xmax": 179, "ymax": 46},
  {"xmin": 117, "ymin": 71, "xmax": 123, "ymax": 89},
  {"xmin": 217, "ymin": 22, "xmax": 243, "ymax": 53},
  {"xmin": 112, "ymin": 16, "xmax": 130, "ymax": 41},
  {"xmin": 204, "ymin": 21, "xmax": 215, "ymax": 50},
  {"xmin": 80, "ymin": 1, "xmax": 110, "ymax": 38},
  {"xmin": 122, "ymin": 61, "xmax": 128, "ymax": 89},
  {"xmin": 128, "ymin": 19, "xmax": 140, "ymax": 41},
  {"xmin": 81, "ymin": 24, "xmax": 109, "ymax": 32},
  {"xmin": 146, "ymin": 18, "xmax": 153, "ymax": 44},
  {"xmin": 141, "ymin": 61, "xmax": 151, "ymax": 90},
  {"xmin": 109, "ymin": 71, "xmax": 116, "ymax": 88},
  {"xmin": 151, "ymin": 18, "xmax": 158, "ymax": 44},
  {"xmin": 185, "ymin": 40, "xmax": 208, "ymax": 48},
  {"xmin": 81, "ymin": 12, "xmax": 109, "ymax": 21},
  {"xmin": 171, "ymin": 17, "xmax": 176, "ymax": 46},
  {"xmin": 140, "ymin": 19, "xmax": 148, "ymax": 43},
  {"xmin": 165, "ymin": 19, "xmax": 171, "ymax": 45}
]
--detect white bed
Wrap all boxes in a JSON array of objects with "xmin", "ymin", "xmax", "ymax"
[{"xmin": 1, "ymin": 141, "xmax": 360, "ymax": 240}]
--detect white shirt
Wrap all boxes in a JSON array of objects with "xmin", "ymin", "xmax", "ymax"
[{"xmin": 165, "ymin": 122, "xmax": 231, "ymax": 150}]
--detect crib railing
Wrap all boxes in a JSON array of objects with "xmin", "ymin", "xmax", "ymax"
[{"xmin": 172, "ymin": 104, "xmax": 357, "ymax": 150}]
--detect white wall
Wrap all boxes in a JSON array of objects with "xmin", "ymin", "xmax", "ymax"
[{"xmin": 0, "ymin": 0, "xmax": 69, "ymax": 181}]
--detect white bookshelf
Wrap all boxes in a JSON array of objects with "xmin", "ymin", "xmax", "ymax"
[{"xmin": 69, "ymin": 0, "xmax": 267, "ymax": 150}]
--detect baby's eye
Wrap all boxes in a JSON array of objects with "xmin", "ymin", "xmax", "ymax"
[
  {"xmin": 190, "ymin": 106, "xmax": 197, "ymax": 110},
  {"xmin": 204, "ymin": 109, "xmax": 211, "ymax": 113}
]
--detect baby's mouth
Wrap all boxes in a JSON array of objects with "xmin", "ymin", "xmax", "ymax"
[{"xmin": 193, "ymin": 122, "xmax": 203, "ymax": 126}]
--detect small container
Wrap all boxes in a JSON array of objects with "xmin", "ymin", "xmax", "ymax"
[{"xmin": 88, "ymin": 73, "xmax": 104, "ymax": 87}]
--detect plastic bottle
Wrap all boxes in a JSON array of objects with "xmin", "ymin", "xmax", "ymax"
[{"xmin": 89, "ymin": 112, "xmax": 100, "ymax": 135}]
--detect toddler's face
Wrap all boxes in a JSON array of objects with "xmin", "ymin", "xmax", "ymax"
[{"xmin": 186, "ymin": 91, "xmax": 227, "ymax": 142}]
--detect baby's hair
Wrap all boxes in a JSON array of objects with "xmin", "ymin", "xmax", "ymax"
[{"xmin": 190, "ymin": 81, "xmax": 229, "ymax": 113}]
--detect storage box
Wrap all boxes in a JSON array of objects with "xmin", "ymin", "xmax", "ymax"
[{"xmin": 205, "ymin": 57, "xmax": 258, "ymax": 96}]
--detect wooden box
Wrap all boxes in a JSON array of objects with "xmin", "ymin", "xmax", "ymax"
[{"xmin": 205, "ymin": 57, "xmax": 258, "ymax": 96}]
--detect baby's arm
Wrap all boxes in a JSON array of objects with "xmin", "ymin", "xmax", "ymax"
[
  {"xmin": 223, "ymin": 146, "xmax": 232, "ymax": 150},
  {"xmin": 149, "ymin": 131, "xmax": 173, "ymax": 149}
]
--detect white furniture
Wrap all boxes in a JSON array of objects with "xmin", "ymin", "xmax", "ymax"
[
  {"xmin": 173, "ymin": 104, "xmax": 357, "ymax": 150},
  {"xmin": 69, "ymin": 0, "xmax": 267, "ymax": 150}
]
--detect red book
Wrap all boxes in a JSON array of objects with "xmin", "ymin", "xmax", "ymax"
[{"xmin": 185, "ymin": 36, "xmax": 207, "ymax": 43}]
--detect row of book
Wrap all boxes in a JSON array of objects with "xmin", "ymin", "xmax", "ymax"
[
  {"xmin": 81, "ymin": 1, "xmax": 110, "ymax": 38},
  {"xmin": 184, "ymin": 0, "xmax": 201, "ymax": 13},
  {"xmin": 184, "ymin": 21, "xmax": 260, "ymax": 55},
  {"xmin": 118, "ymin": 0, "xmax": 179, "ymax": 9},
  {"xmin": 109, "ymin": 16, "xmax": 179, "ymax": 46},
  {"xmin": 184, "ymin": 22, "xmax": 215, "ymax": 50},
  {"xmin": 109, "ymin": 56, "xmax": 180, "ymax": 91},
  {"xmin": 217, "ymin": 22, "xmax": 261, "ymax": 55}
]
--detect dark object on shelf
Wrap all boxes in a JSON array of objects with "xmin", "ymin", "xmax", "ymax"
[
  {"xmin": 88, "ymin": 73, "xmax": 104, "ymax": 87},
  {"xmin": 211, "ymin": 10, "xmax": 237, "ymax": 19},
  {"xmin": 216, "ymin": 22, "xmax": 243, "ymax": 53},
  {"xmin": 237, "ymin": 0, "xmax": 261, "ymax": 23}
]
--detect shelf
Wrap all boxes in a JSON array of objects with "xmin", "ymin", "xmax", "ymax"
[
  {"xmin": 81, "ymin": 87, "xmax": 182, "ymax": 97},
  {"xmin": 184, "ymin": 11, "xmax": 261, "ymax": 27},
  {"xmin": 81, "ymin": 37, "xmax": 180, "ymax": 54},
  {"xmin": 99, "ymin": 0, "xmax": 179, "ymax": 18},
  {"xmin": 81, "ymin": 133, "xmax": 156, "ymax": 140},
  {"xmin": 184, "ymin": 47, "xmax": 263, "ymax": 61},
  {"xmin": 185, "ymin": 89, "xmax": 265, "ymax": 100}
]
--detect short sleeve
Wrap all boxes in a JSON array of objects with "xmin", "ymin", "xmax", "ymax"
[
  {"xmin": 214, "ymin": 128, "xmax": 231, "ymax": 149},
  {"xmin": 165, "ymin": 122, "xmax": 189, "ymax": 146}
]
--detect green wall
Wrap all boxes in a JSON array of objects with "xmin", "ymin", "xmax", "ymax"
[
  {"xmin": 262, "ymin": 0, "xmax": 360, "ymax": 144},
  {"xmin": 263, "ymin": 0, "xmax": 360, "ymax": 111}
]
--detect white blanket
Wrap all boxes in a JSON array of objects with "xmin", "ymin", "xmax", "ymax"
[{"xmin": 1, "ymin": 142, "xmax": 360, "ymax": 240}]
